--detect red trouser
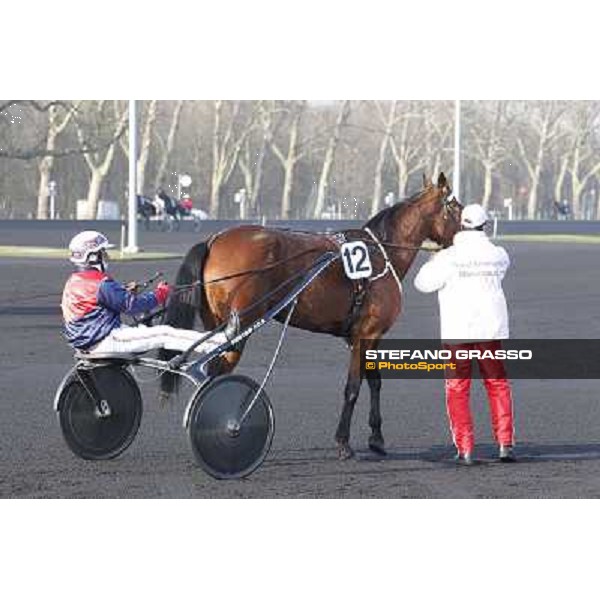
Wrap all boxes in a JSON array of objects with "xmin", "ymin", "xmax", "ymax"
[{"xmin": 443, "ymin": 341, "xmax": 514, "ymax": 455}]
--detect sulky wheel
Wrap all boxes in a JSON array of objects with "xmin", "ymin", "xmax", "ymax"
[
  {"xmin": 187, "ymin": 374, "xmax": 275, "ymax": 480},
  {"xmin": 57, "ymin": 364, "xmax": 142, "ymax": 461}
]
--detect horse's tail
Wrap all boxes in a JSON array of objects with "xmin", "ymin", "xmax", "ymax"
[{"xmin": 159, "ymin": 241, "xmax": 209, "ymax": 397}]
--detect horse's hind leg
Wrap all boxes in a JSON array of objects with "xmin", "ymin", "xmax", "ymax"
[
  {"xmin": 367, "ymin": 370, "xmax": 385, "ymax": 455},
  {"xmin": 206, "ymin": 343, "xmax": 246, "ymax": 377},
  {"xmin": 362, "ymin": 337, "xmax": 385, "ymax": 455}
]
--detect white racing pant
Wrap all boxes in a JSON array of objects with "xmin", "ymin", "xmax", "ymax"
[{"xmin": 90, "ymin": 324, "xmax": 229, "ymax": 356}]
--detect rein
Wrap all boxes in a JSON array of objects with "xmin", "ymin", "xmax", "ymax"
[
  {"xmin": 171, "ymin": 229, "xmax": 441, "ymax": 297},
  {"xmin": 155, "ymin": 253, "xmax": 340, "ymax": 329},
  {"xmin": 172, "ymin": 247, "xmax": 328, "ymax": 294},
  {"xmin": 371, "ymin": 239, "xmax": 442, "ymax": 252}
]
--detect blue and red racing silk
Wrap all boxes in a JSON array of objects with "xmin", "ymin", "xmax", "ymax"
[{"xmin": 61, "ymin": 269, "xmax": 159, "ymax": 349}]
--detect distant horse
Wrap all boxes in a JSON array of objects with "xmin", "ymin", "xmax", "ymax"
[
  {"xmin": 138, "ymin": 191, "xmax": 189, "ymax": 231},
  {"xmin": 157, "ymin": 190, "xmax": 188, "ymax": 222},
  {"xmin": 160, "ymin": 172, "xmax": 462, "ymax": 459}
]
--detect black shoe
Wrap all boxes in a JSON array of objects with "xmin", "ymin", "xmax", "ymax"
[
  {"xmin": 499, "ymin": 445, "xmax": 517, "ymax": 463},
  {"xmin": 454, "ymin": 451, "xmax": 475, "ymax": 466},
  {"xmin": 224, "ymin": 311, "xmax": 241, "ymax": 346}
]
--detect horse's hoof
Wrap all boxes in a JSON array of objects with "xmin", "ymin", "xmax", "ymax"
[
  {"xmin": 337, "ymin": 443, "xmax": 355, "ymax": 461},
  {"xmin": 368, "ymin": 437, "xmax": 387, "ymax": 456}
]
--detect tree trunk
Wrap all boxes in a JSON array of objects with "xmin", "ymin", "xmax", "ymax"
[
  {"xmin": 471, "ymin": 101, "xmax": 506, "ymax": 210},
  {"xmin": 518, "ymin": 132, "xmax": 546, "ymax": 220},
  {"xmin": 209, "ymin": 101, "xmax": 256, "ymax": 217},
  {"xmin": 568, "ymin": 145, "xmax": 598, "ymax": 219},
  {"xmin": 239, "ymin": 152, "xmax": 254, "ymax": 210},
  {"xmin": 210, "ymin": 100, "xmax": 223, "ymax": 215},
  {"xmin": 372, "ymin": 141, "xmax": 387, "ymax": 216},
  {"xmin": 136, "ymin": 100, "xmax": 158, "ymax": 194},
  {"xmin": 371, "ymin": 101, "xmax": 397, "ymax": 216},
  {"xmin": 280, "ymin": 111, "xmax": 301, "ymax": 219},
  {"xmin": 239, "ymin": 134, "xmax": 267, "ymax": 216},
  {"xmin": 210, "ymin": 178, "xmax": 221, "ymax": 216},
  {"xmin": 36, "ymin": 155, "xmax": 53, "ymax": 219},
  {"xmin": 397, "ymin": 159, "xmax": 409, "ymax": 199},
  {"xmin": 572, "ymin": 177, "xmax": 585, "ymax": 218},
  {"xmin": 527, "ymin": 168, "xmax": 541, "ymax": 219},
  {"xmin": 281, "ymin": 162, "xmax": 294, "ymax": 219},
  {"xmin": 252, "ymin": 136, "xmax": 267, "ymax": 215},
  {"xmin": 153, "ymin": 100, "xmax": 184, "ymax": 190},
  {"xmin": 554, "ymin": 155, "xmax": 569, "ymax": 205},
  {"xmin": 84, "ymin": 169, "xmax": 104, "ymax": 219},
  {"xmin": 389, "ymin": 110, "xmax": 427, "ymax": 203},
  {"xmin": 430, "ymin": 153, "xmax": 442, "ymax": 184},
  {"xmin": 83, "ymin": 125, "xmax": 121, "ymax": 219},
  {"xmin": 481, "ymin": 162, "xmax": 493, "ymax": 210},
  {"xmin": 314, "ymin": 101, "xmax": 350, "ymax": 217},
  {"xmin": 76, "ymin": 101, "xmax": 127, "ymax": 219},
  {"xmin": 36, "ymin": 103, "xmax": 78, "ymax": 219}
]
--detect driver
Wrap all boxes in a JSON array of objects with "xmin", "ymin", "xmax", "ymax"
[
  {"xmin": 61, "ymin": 230, "xmax": 238, "ymax": 357},
  {"xmin": 180, "ymin": 193, "xmax": 193, "ymax": 215}
]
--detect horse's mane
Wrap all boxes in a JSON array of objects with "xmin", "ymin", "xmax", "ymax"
[{"xmin": 363, "ymin": 187, "xmax": 426, "ymax": 241}]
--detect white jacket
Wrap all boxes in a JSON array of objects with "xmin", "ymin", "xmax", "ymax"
[{"xmin": 414, "ymin": 231, "xmax": 510, "ymax": 341}]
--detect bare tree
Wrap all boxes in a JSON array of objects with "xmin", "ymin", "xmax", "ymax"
[
  {"xmin": 238, "ymin": 101, "xmax": 271, "ymax": 216},
  {"xmin": 0, "ymin": 101, "xmax": 120, "ymax": 160},
  {"xmin": 76, "ymin": 101, "xmax": 128, "ymax": 219},
  {"xmin": 516, "ymin": 101, "xmax": 566, "ymax": 218},
  {"xmin": 313, "ymin": 101, "xmax": 351, "ymax": 217},
  {"xmin": 120, "ymin": 100, "xmax": 158, "ymax": 195},
  {"xmin": 267, "ymin": 101, "xmax": 307, "ymax": 219},
  {"xmin": 553, "ymin": 151, "xmax": 570, "ymax": 208},
  {"xmin": 6, "ymin": 99, "xmax": 600, "ymax": 222},
  {"xmin": 421, "ymin": 102, "xmax": 453, "ymax": 188},
  {"xmin": 467, "ymin": 101, "xmax": 512, "ymax": 209},
  {"xmin": 389, "ymin": 102, "xmax": 429, "ymax": 199},
  {"xmin": 210, "ymin": 100, "xmax": 257, "ymax": 216},
  {"xmin": 370, "ymin": 101, "xmax": 397, "ymax": 216},
  {"xmin": 36, "ymin": 101, "xmax": 80, "ymax": 218},
  {"xmin": 564, "ymin": 102, "xmax": 600, "ymax": 218},
  {"xmin": 153, "ymin": 100, "xmax": 184, "ymax": 192}
]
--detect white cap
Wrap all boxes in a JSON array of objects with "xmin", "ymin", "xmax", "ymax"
[
  {"xmin": 460, "ymin": 204, "xmax": 488, "ymax": 229},
  {"xmin": 68, "ymin": 230, "xmax": 114, "ymax": 265}
]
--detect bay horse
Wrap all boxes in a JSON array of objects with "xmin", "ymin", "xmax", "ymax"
[{"xmin": 160, "ymin": 172, "xmax": 462, "ymax": 459}]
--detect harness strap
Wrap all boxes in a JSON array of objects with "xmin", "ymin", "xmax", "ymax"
[
  {"xmin": 326, "ymin": 230, "xmax": 369, "ymax": 338},
  {"xmin": 341, "ymin": 278, "xmax": 368, "ymax": 339},
  {"xmin": 364, "ymin": 227, "xmax": 403, "ymax": 296}
]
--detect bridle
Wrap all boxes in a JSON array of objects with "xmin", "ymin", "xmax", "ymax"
[{"xmin": 441, "ymin": 192, "xmax": 462, "ymax": 224}]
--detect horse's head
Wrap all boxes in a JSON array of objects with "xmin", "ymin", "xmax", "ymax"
[{"xmin": 422, "ymin": 172, "xmax": 462, "ymax": 248}]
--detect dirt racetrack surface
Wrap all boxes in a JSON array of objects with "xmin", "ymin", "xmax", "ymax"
[{"xmin": 1, "ymin": 234, "xmax": 600, "ymax": 498}]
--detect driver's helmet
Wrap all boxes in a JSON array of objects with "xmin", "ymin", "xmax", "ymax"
[{"xmin": 68, "ymin": 230, "xmax": 114, "ymax": 268}]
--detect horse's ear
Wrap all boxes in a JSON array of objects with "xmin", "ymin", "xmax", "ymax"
[{"xmin": 437, "ymin": 172, "xmax": 447, "ymax": 188}]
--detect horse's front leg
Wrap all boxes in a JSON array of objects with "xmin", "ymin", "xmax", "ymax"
[{"xmin": 335, "ymin": 347, "xmax": 363, "ymax": 460}]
